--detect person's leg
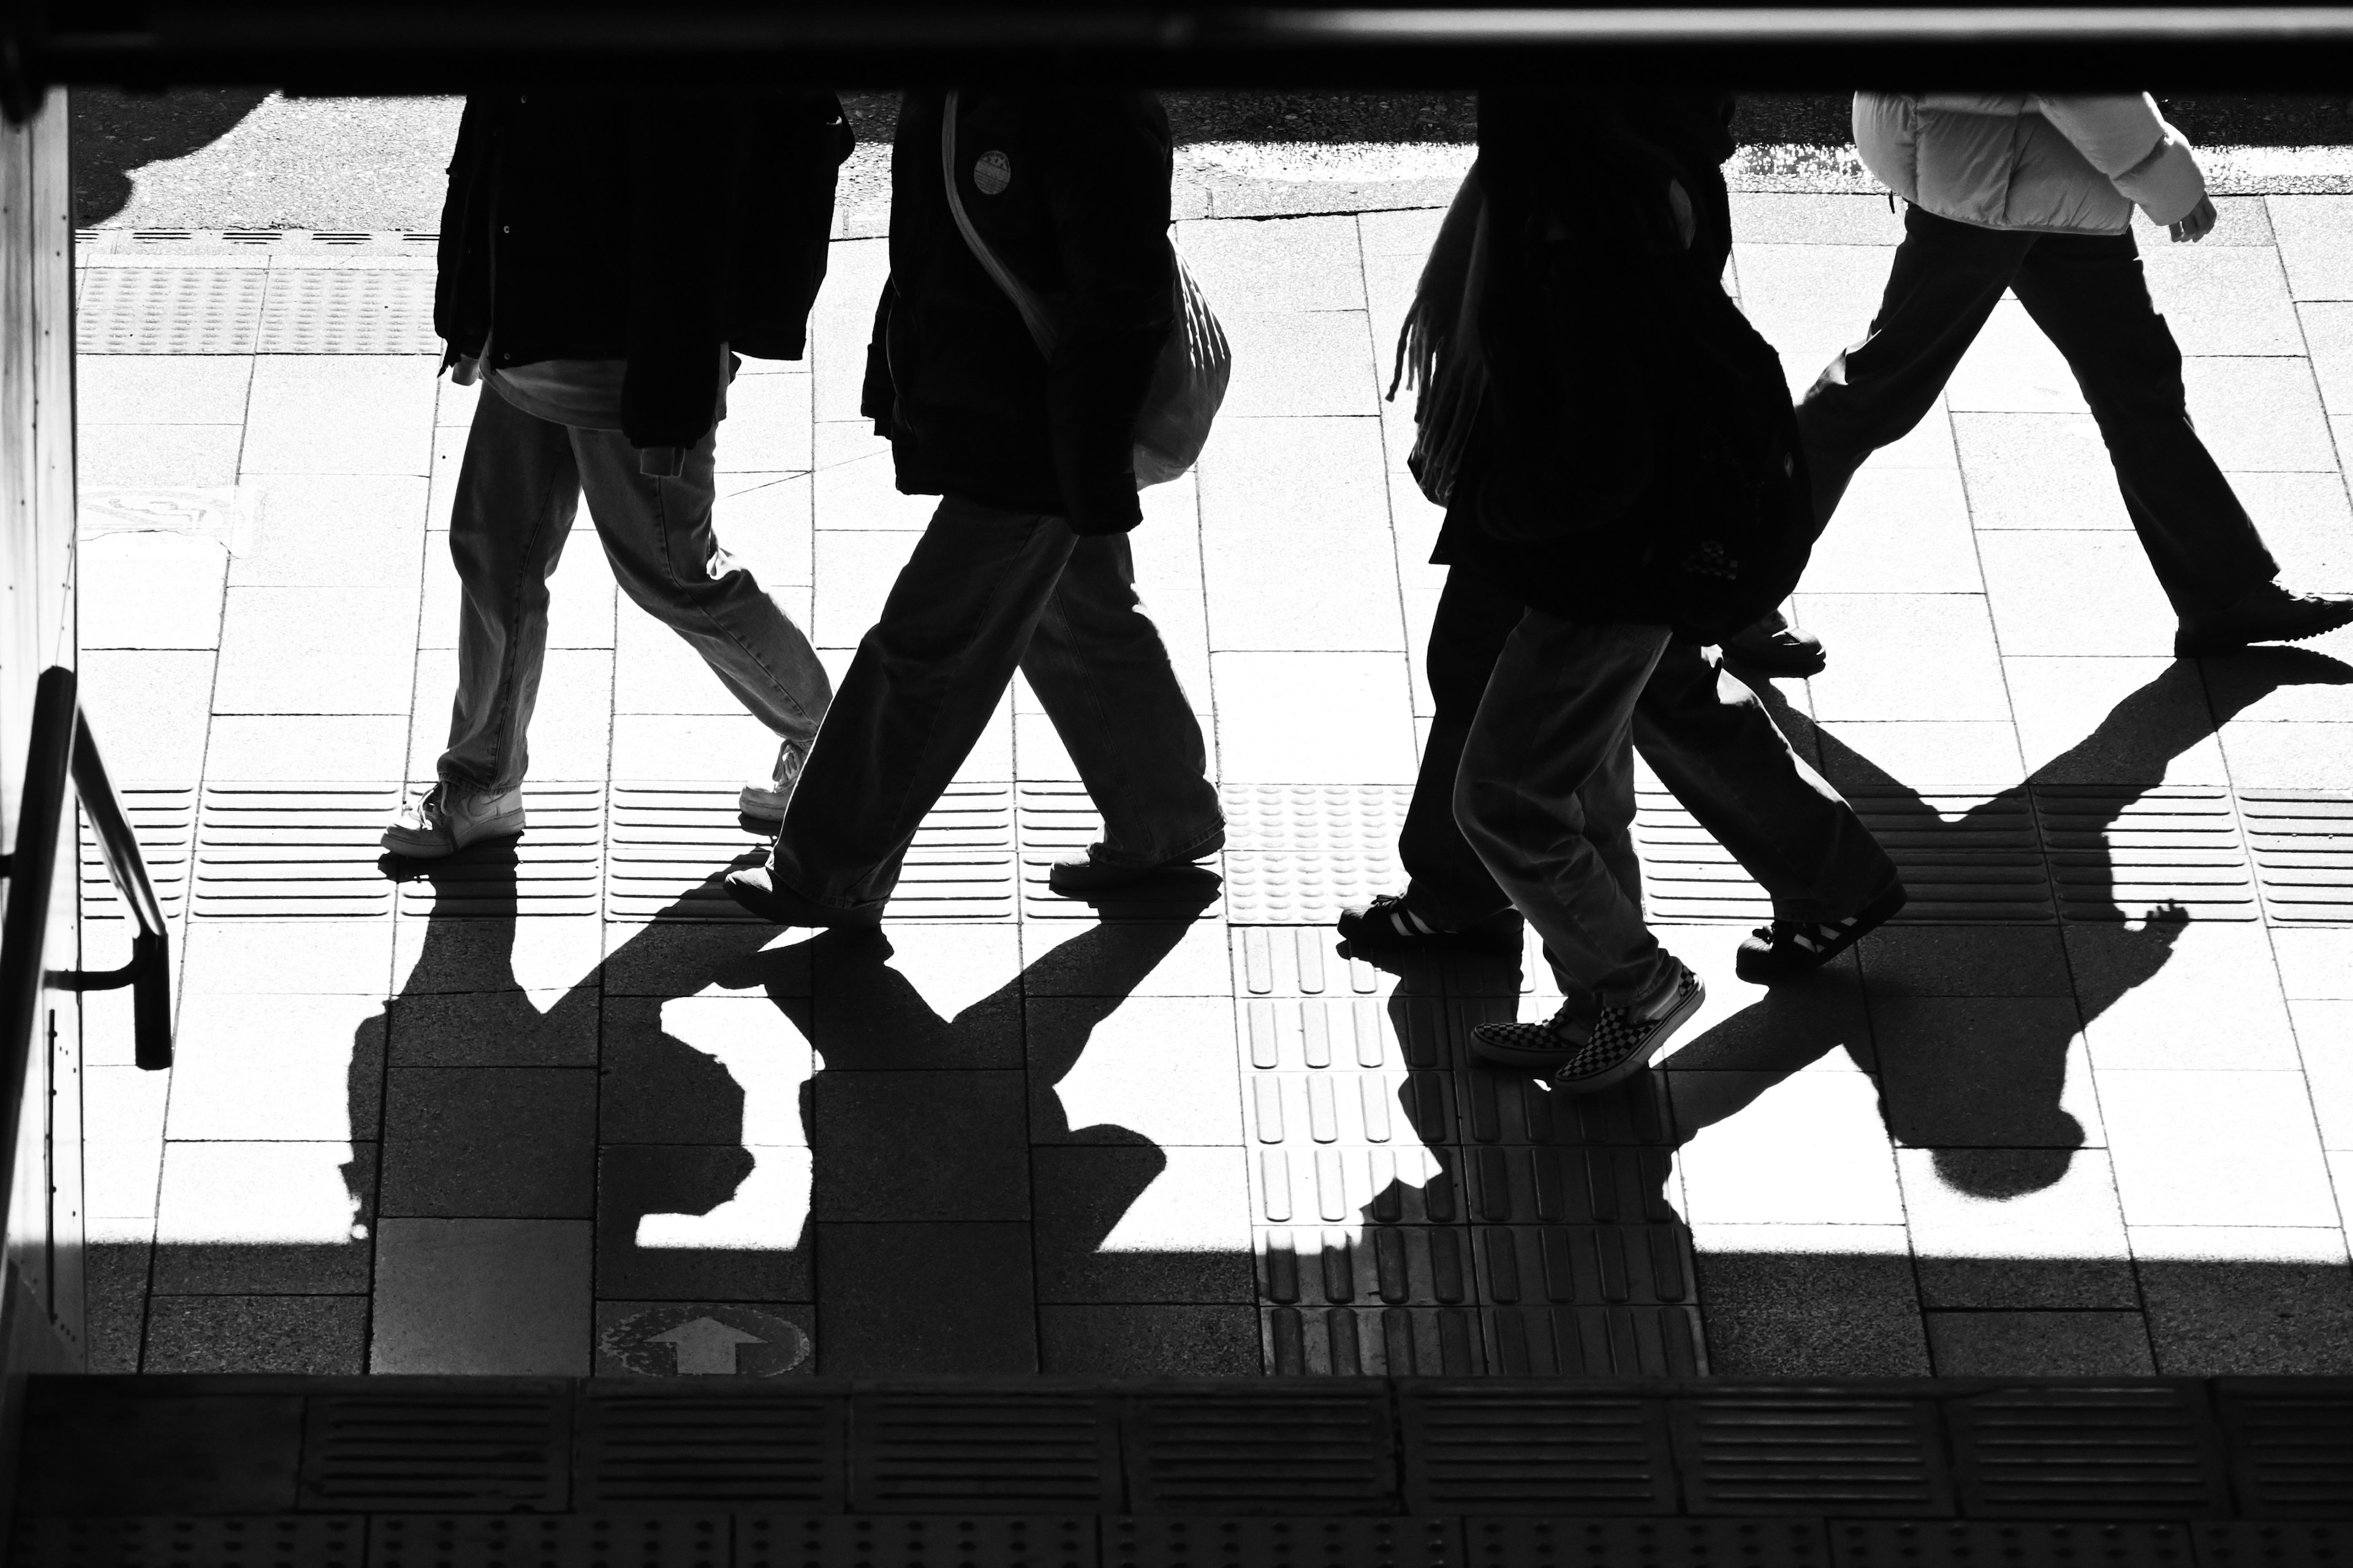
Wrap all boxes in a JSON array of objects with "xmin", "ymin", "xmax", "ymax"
[
  {"xmin": 568, "ymin": 423, "xmax": 834, "ymax": 761},
  {"xmin": 1398, "ymin": 569, "xmax": 1525, "ymax": 926},
  {"xmin": 1453, "ymin": 613, "xmax": 1675, "ymax": 1011},
  {"xmin": 439, "ymin": 385, "xmax": 583, "ymax": 793},
  {"xmin": 1797, "ymin": 205, "xmax": 2037, "ymax": 523},
  {"xmin": 1634, "ymin": 643, "xmax": 1898, "ymax": 922},
  {"xmin": 759, "ymin": 496, "xmax": 1079, "ymax": 914},
  {"xmin": 1018, "ymin": 532, "xmax": 1224, "ymax": 870},
  {"xmin": 2009, "ymin": 229, "xmax": 2276, "ymax": 617}
]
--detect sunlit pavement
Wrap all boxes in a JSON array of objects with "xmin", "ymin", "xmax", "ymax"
[{"xmin": 68, "ymin": 187, "xmax": 2353, "ymax": 1382}]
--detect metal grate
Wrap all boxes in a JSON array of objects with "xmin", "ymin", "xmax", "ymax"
[
  {"xmin": 77, "ymin": 265, "xmax": 266, "ymax": 354},
  {"xmin": 576, "ymin": 1390, "xmax": 844, "ymax": 1509},
  {"xmin": 298, "ymin": 1388, "xmax": 570, "ymax": 1510},
  {"xmin": 1397, "ymin": 1385, "xmax": 1678, "ymax": 1515},
  {"xmin": 1947, "ymin": 1383, "xmax": 2228, "ymax": 1519},
  {"xmin": 1105, "ymin": 1517, "xmax": 1455, "ymax": 1567},
  {"xmin": 79, "ymin": 786, "xmax": 196, "ymax": 921},
  {"xmin": 1461, "ymin": 1517, "xmax": 1827, "ymax": 1566},
  {"xmin": 393, "ymin": 782, "xmax": 602, "ymax": 918},
  {"xmin": 744, "ymin": 1516, "xmax": 1098, "ymax": 1568},
  {"xmin": 2240, "ymin": 794, "xmax": 2353, "ymax": 923},
  {"xmin": 849, "ymin": 1388, "xmax": 1121, "ymax": 1514},
  {"xmin": 1122, "ymin": 1387, "xmax": 1397, "ymax": 1513},
  {"xmin": 192, "ymin": 786, "xmax": 401, "ymax": 918},
  {"xmin": 2034, "ymin": 786, "xmax": 2256, "ymax": 921},
  {"xmin": 370, "ymin": 1515, "xmax": 725, "ymax": 1568},
  {"xmin": 258, "ymin": 268, "xmax": 439, "ymax": 354},
  {"xmin": 2216, "ymin": 1380, "xmax": 2353, "ymax": 1517},
  {"xmin": 1673, "ymin": 1390, "xmax": 1954, "ymax": 1517},
  {"xmin": 12, "ymin": 1517, "xmax": 365, "ymax": 1568}
]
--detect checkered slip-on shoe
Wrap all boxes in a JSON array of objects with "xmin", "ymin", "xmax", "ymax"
[
  {"xmin": 1469, "ymin": 963, "xmax": 1707, "ymax": 1095},
  {"xmin": 1734, "ymin": 882, "xmax": 1908, "ymax": 983}
]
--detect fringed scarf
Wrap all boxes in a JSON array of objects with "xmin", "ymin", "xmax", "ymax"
[{"xmin": 1389, "ymin": 164, "xmax": 1488, "ymax": 509}]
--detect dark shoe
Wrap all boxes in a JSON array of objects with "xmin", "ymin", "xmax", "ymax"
[
  {"xmin": 1335, "ymin": 892, "xmax": 1523, "ymax": 956},
  {"xmin": 1721, "ymin": 608, "xmax": 1827, "ymax": 678},
  {"xmin": 2176, "ymin": 581, "xmax": 2353, "ymax": 657},
  {"xmin": 722, "ymin": 865, "xmax": 882, "ymax": 928},
  {"xmin": 1735, "ymin": 881, "xmax": 1908, "ymax": 983},
  {"xmin": 1470, "ymin": 960, "xmax": 1705, "ymax": 1094},
  {"xmin": 1047, "ymin": 831, "xmax": 1224, "ymax": 895}
]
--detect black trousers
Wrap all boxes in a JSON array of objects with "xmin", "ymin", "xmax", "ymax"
[
  {"xmin": 1401, "ymin": 569, "xmax": 1898, "ymax": 934},
  {"xmin": 1797, "ymin": 203, "xmax": 2275, "ymax": 617}
]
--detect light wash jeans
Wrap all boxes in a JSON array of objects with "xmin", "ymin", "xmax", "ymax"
[
  {"xmin": 439, "ymin": 379, "xmax": 831, "ymax": 792},
  {"xmin": 769, "ymin": 493, "xmax": 1222, "ymax": 914}
]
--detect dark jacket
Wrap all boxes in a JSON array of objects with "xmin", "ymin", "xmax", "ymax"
[
  {"xmin": 1434, "ymin": 92, "xmax": 1813, "ymax": 640},
  {"xmin": 862, "ymin": 90, "xmax": 1173, "ymax": 535},
  {"xmin": 434, "ymin": 88, "xmax": 851, "ymax": 451}
]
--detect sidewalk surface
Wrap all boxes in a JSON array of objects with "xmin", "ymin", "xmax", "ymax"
[{"xmin": 70, "ymin": 188, "xmax": 2353, "ymax": 1384}]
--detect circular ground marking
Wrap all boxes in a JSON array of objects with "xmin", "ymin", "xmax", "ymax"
[{"xmin": 602, "ymin": 1303, "xmax": 811, "ymax": 1376}]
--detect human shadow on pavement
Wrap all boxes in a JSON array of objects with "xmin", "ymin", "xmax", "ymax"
[{"xmin": 72, "ymin": 88, "xmax": 271, "ymax": 226}]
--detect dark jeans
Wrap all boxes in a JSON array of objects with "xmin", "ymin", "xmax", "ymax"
[
  {"xmin": 1798, "ymin": 203, "xmax": 2276, "ymax": 616},
  {"xmin": 1408, "ymin": 568, "xmax": 1898, "ymax": 939},
  {"xmin": 770, "ymin": 494, "xmax": 1222, "ymax": 913}
]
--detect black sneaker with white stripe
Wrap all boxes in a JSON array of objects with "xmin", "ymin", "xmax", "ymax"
[
  {"xmin": 1335, "ymin": 892, "xmax": 1523, "ymax": 956},
  {"xmin": 1733, "ymin": 881, "xmax": 1908, "ymax": 983},
  {"xmin": 1470, "ymin": 960, "xmax": 1707, "ymax": 1095}
]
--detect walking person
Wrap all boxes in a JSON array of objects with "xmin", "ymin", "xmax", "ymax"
[
  {"xmin": 385, "ymin": 87, "xmax": 849, "ymax": 858},
  {"xmin": 1729, "ymin": 92, "xmax": 2353, "ymax": 679},
  {"xmin": 726, "ymin": 89, "xmax": 1222, "ymax": 927},
  {"xmin": 1384, "ymin": 90, "xmax": 1862, "ymax": 1094}
]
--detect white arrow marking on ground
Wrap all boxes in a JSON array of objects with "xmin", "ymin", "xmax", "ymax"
[{"xmin": 650, "ymin": 1317, "xmax": 767, "ymax": 1374}]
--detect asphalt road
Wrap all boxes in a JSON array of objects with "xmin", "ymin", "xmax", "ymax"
[{"xmin": 69, "ymin": 87, "xmax": 2353, "ymax": 230}]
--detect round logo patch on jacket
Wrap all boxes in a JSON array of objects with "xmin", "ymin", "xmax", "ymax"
[{"xmin": 973, "ymin": 151, "xmax": 1012, "ymax": 195}]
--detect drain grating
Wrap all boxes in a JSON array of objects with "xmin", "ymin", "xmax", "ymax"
[
  {"xmin": 257, "ymin": 268, "xmax": 439, "ymax": 354},
  {"xmin": 393, "ymin": 782, "xmax": 602, "ymax": 918},
  {"xmin": 79, "ymin": 786, "xmax": 195, "ymax": 922},
  {"xmin": 1852, "ymin": 791, "xmax": 2053, "ymax": 923},
  {"xmin": 77, "ymin": 265, "xmax": 266, "ymax": 353},
  {"xmin": 191, "ymin": 786, "xmax": 401, "ymax": 918},
  {"xmin": 609, "ymin": 784, "xmax": 1013, "ymax": 922},
  {"xmin": 2240, "ymin": 793, "xmax": 2353, "ymax": 923},
  {"xmin": 2034, "ymin": 786, "xmax": 2256, "ymax": 921}
]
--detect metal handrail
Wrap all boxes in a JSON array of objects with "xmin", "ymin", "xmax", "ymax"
[{"xmin": 60, "ymin": 711, "xmax": 173, "ymax": 1072}]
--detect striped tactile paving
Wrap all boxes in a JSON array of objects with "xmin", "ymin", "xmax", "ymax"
[{"xmin": 191, "ymin": 785, "xmax": 400, "ymax": 918}]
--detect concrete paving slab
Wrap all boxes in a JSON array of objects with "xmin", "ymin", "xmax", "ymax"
[
  {"xmin": 240, "ymin": 355, "xmax": 437, "ymax": 476},
  {"xmin": 1953, "ymin": 412, "xmax": 2132, "ymax": 529},
  {"xmin": 1803, "ymin": 468, "xmax": 1982, "ymax": 593},
  {"xmin": 1812, "ymin": 722, "xmax": 2028, "ymax": 797},
  {"xmin": 1214, "ymin": 312, "xmax": 1382, "ymax": 419},
  {"xmin": 145, "ymin": 1294, "xmax": 369, "ymax": 1374},
  {"xmin": 214, "ymin": 585, "xmax": 419, "ymax": 714},
  {"xmin": 806, "ymin": 238, "xmax": 889, "ymax": 424},
  {"xmin": 1031, "ymin": 1145, "xmax": 1254, "ymax": 1303},
  {"xmin": 2070, "ymin": 922, "xmax": 2298, "ymax": 1070},
  {"xmin": 2237, "ymin": 471, "xmax": 2353, "ymax": 591},
  {"xmin": 1730, "ymin": 243, "xmax": 1890, "ymax": 371},
  {"xmin": 2143, "ymin": 244, "xmax": 2306, "ymax": 357},
  {"xmin": 2277, "ymin": 930, "xmax": 2353, "ymax": 999},
  {"xmin": 811, "ymin": 1072, "xmax": 1029, "ymax": 1222},
  {"xmin": 1795, "ymin": 593, "xmax": 2011, "ymax": 722},
  {"xmin": 1947, "ymin": 301, "xmax": 2091, "ymax": 414},
  {"xmin": 2006, "ymin": 657, "xmax": 2226, "ymax": 785},
  {"xmin": 80, "ymin": 534, "xmax": 230, "ymax": 651},
  {"xmin": 2290, "ymin": 1002, "xmax": 2353, "ymax": 1147},
  {"xmin": 719, "ymin": 370, "xmax": 814, "ymax": 474},
  {"xmin": 203, "ymin": 714, "xmax": 407, "ymax": 784},
  {"xmin": 1031, "ymin": 996, "xmax": 1245, "ymax": 1147},
  {"xmin": 2102, "ymin": 1069, "xmax": 2339, "ymax": 1227},
  {"xmin": 78, "ymin": 354, "xmax": 255, "ymax": 424},
  {"xmin": 1978, "ymin": 532, "xmax": 2183, "ymax": 657},
  {"xmin": 1689, "ymin": 1229, "xmax": 1930, "ymax": 1377},
  {"xmin": 1202, "ymin": 525, "xmax": 1406, "ymax": 653},
  {"xmin": 2186, "ymin": 357, "xmax": 2338, "ymax": 470},
  {"xmin": 83, "ymin": 1065, "xmax": 169, "ymax": 1221},
  {"xmin": 2221, "ymin": 720, "xmax": 2353, "ymax": 789},
  {"xmin": 80, "ymin": 425, "xmax": 244, "ymax": 488},
  {"xmin": 228, "ymin": 474, "xmax": 426, "ymax": 588},
  {"xmin": 1899, "ymin": 1146, "xmax": 2135, "ymax": 1307},
  {"xmin": 1925, "ymin": 1309, "xmax": 2157, "ymax": 1376},
  {"xmin": 166, "ymin": 993, "xmax": 385, "ymax": 1141},
  {"xmin": 1178, "ymin": 213, "xmax": 1367, "ymax": 313},
  {"xmin": 714, "ymin": 473, "xmax": 814, "ymax": 590},
  {"xmin": 1211, "ymin": 653, "xmax": 1418, "ymax": 785},
  {"xmin": 1039, "ymin": 1304, "xmax": 1263, "ymax": 1375},
  {"xmin": 371, "ymin": 1216, "xmax": 593, "ymax": 1374},
  {"xmin": 180, "ymin": 918, "xmax": 393, "ymax": 996},
  {"xmin": 814, "ymin": 1220, "xmax": 1037, "ymax": 1374},
  {"xmin": 1670, "ymin": 1069, "xmax": 1905, "ymax": 1227},
  {"xmin": 1871, "ymin": 994, "xmax": 2101, "ymax": 1150},
  {"xmin": 2268, "ymin": 195, "xmax": 2353, "ymax": 301},
  {"xmin": 78, "ymin": 650, "xmax": 216, "ymax": 780}
]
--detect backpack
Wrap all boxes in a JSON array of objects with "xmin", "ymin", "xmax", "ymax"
[{"xmin": 939, "ymin": 91, "xmax": 1230, "ymax": 489}]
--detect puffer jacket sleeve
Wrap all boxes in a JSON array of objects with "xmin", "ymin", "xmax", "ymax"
[{"xmin": 2033, "ymin": 94, "xmax": 2206, "ymax": 225}]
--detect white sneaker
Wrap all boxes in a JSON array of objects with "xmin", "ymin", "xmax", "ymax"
[
  {"xmin": 738, "ymin": 742, "xmax": 805, "ymax": 825},
  {"xmin": 381, "ymin": 782, "xmax": 526, "ymax": 859}
]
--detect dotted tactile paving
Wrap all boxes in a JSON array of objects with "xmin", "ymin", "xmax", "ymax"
[
  {"xmin": 370, "ymin": 1516, "xmax": 727, "ymax": 1568},
  {"xmin": 1830, "ymin": 1520, "xmax": 2195, "ymax": 1567},
  {"xmin": 257, "ymin": 268, "xmax": 439, "ymax": 354},
  {"xmin": 1461, "ymin": 1518, "xmax": 1825, "ymax": 1567},
  {"xmin": 2034, "ymin": 786, "xmax": 2257, "ymax": 921},
  {"xmin": 78, "ymin": 786, "xmax": 195, "ymax": 922},
  {"xmin": 1216, "ymin": 786, "xmax": 1409, "ymax": 925},
  {"xmin": 743, "ymin": 1516, "xmax": 1099, "ymax": 1568},
  {"xmin": 1263, "ymin": 1303, "xmax": 1488, "ymax": 1376},
  {"xmin": 2240, "ymin": 793, "xmax": 2353, "ymax": 923},
  {"xmin": 76, "ymin": 265, "xmax": 265, "ymax": 353},
  {"xmin": 11, "ymin": 1517, "xmax": 367, "ymax": 1568},
  {"xmin": 1853, "ymin": 792, "xmax": 2055, "ymax": 923},
  {"xmin": 191, "ymin": 785, "xmax": 401, "ymax": 918},
  {"xmin": 608, "ymin": 784, "xmax": 1014, "ymax": 922},
  {"xmin": 393, "ymin": 782, "xmax": 602, "ymax": 918},
  {"xmin": 2196, "ymin": 1520, "xmax": 2353, "ymax": 1564},
  {"xmin": 1105, "ymin": 1516, "xmax": 1457, "ymax": 1567}
]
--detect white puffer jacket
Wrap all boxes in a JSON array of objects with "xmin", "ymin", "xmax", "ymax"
[{"xmin": 1854, "ymin": 93, "xmax": 2206, "ymax": 235}]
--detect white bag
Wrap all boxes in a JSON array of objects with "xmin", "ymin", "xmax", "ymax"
[{"xmin": 940, "ymin": 91, "xmax": 1229, "ymax": 488}]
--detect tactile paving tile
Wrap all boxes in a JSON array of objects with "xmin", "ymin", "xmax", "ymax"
[
  {"xmin": 1853, "ymin": 791, "xmax": 2056, "ymax": 923},
  {"xmin": 1485, "ymin": 1304, "xmax": 1707, "ymax": 1377},
  {"xmin": 1946, "ymin": 1382, "xmax": 2228, "ymax": 1518},
  {"xmin": 371, "ymin": 1516, "xmax": 726, "ymax": 1567},
  {"xmin": 1249, "ymin": 1143, "xmax": 1463, "ymax": 1227},
  {"xmin": 297, "ymin": 1387, "xmax": 570, "ymax": 1510},
  {"xmin": 742, "ymin": 1516, "xmax": 1098, "ymax": 1568},
  {"xmin": 1219, "ymin": 785, "xmax": 1414, "ymax": 854},
  {"xmin": 608, "ymin": 783, "xmax": 1014, "ymax": 922},
  {"xmin": 393, "ymin": 782, "xmax": 602, "ymax": 918},
  {"xmin": 1262, "ymin": 1304, "xmax": 1487, "ymax": 1376},
  {"xmin": 192, "ymin": 785, "xmax": 401, "ymax": 918},
  {"xmin": 1241, "ymin": 994, "xmax": 1464, "ymax": 1074},
  {"xmin": 849, "ymin": 1387, "xmax": 1121, "ymax": 1514},
  {"xmin": 1121, "ymin": 1385, "xmax": 1397, "ymax": 1514},
  {"xmin": 1635, "ymin": 792, "xmax": 1773, "ymax": 922},
  {"xmin": 1461, "ymin": 1518, "xmax": 1824, "ymax": 1566},
  {"xmin": 1104, "ymin": 1516, "xmax": 1455, "ymax": 1568},
  {"xmin": 1233, "ymin": 926, "xmax": 1387, "ymax": 998},
  {"xmin": 1245, "ymin": 1069, "xmax": 1456, "ymax": 1148},
  {"xmin": 2240, "ymin": 794, "xmax": 2353, "ymax": 923},
  {"xmin": 2195, "ymin": 1520, "xmax": 2353, "ymax": 1565},
  {"xmin": 78, "ymin": 786, "xmax": 195, "ymax": 921},
  {"xmin": 575, "ymin": 1389, "xmax": 844, "ymax": 1510},
  {"xmin": 11, "ymin": 1516, "xmax": 366, "ymax": 1568},
  {"xmin": 1017, "ymin": 782, "xmax": 1224, "ymax": 921},
  {"xmin": 1398, "ymin": 1384, "xmax": 1678, "ymax": 1515},
  {"xmin": 1256, "ymin": 1223, "xmax": 1472, "ymax": 1308},
  {"xmin": 257, "ymin": 267, "xmax": 439, "ymax": 353},
  {"xmin": 2215, "ymin": 1379, "xmax": 2353, "ymax": 1517},
  {"xmin": 1828, "ymin": 1520, "xmax": 2194, "ymax": 1566},
  {"xmin": 1472, "ymin": 1224, "xmax": 1694, "ymax": 1307},
  {"xmin": 1455, "ymin": 1069, "xmax": 1673, "ymax": 1148},
  {"xmin": 76, "ymin": 264, "xmax": 265, "ymax": 352},
  {"xmin": 1672, "ymin": 1388, "xmax": 1955, "ymax": 1517},
  {"xmin": 1462, "ymin": 1143, "xmax": 1681, "ymax": 1227},
  {"xmin": 2033, "ymin": 786, "xmax": 2257, "ymax": 921}
]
